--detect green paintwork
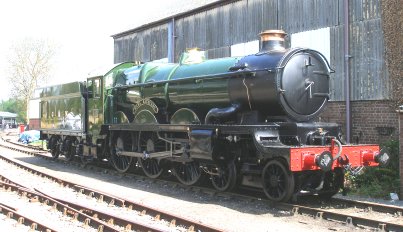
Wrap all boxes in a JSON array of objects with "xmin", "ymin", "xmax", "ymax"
[
  {"xmin": 166, "ymin": 57, "xmax": 239, "ymax": 110},
  {"xmin": 40, "ymin": 51, "xmax": 242, "ymax": 141},
  {"xmin": 133, "ymin": 110, "xmax": 158, "ymax": 124},
  {"xmin": 88, "ymin": 62, "xmax": 135, "ymax": 144},
  {"xmin": 113, "ymin": 111, "xmax": 130, "ymax": 123},
  {"xmin": 39, "ymin": 82, "xmax": 85, "ymax": 132},
  {"xmin": 170, "ymin": 57, "xmax": 238, "ymax": 80},
  {"xmin": 170, "ymin": 108, "xmax": 200, "ymax": 124},
  {"xmin": 35, "ymin": 51, "xmax": 239, "ymax": 144},
  {"xmin": 40, "ymin": 82, "xmax": 83, "ymax": 98},
  {"xmin": 106, "ymin": 52, "xmax": 240, "ymax": 126}
]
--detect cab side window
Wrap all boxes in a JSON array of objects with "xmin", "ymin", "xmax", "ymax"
[
  {"xmin": 93, "ymin": 79, "xmax": 101, "ymax": 98},
  {"xmin": 41, "ymin": 101, "xmax": 48, "ymax": 118},
  {"xmin": 87, "ymin": 78, "xmax": 101, "ymax": 98},
  {"xmin": 87, "ymin": 80, "xmax": 93, "ymax": 98}
]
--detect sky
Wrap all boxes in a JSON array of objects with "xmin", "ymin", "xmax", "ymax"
[{"xmin": 0, "ymin": 0, "xmax": 217, "ymax": 101}]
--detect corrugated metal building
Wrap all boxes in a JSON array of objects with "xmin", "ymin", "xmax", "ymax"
[{"xmin": 112, "ymin": 0, "xmax": 397, "ymax": 144}]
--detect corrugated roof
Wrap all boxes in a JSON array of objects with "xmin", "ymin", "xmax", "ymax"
[
  {"xmin": 0, "ymin": 111, "xmax": 17, "ymax": 118},
  {"xmin": 111, "ymin": 0, "xmax": 237, "ymax": 38}
]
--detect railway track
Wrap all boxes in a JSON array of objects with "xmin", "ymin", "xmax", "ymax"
[
  {"xmin": 0, "ymin": 194, "xmax": 56, "ymax": 232},
  {"xmin": 0, "ymin": 179, "xmax": 121, "ymax": 231},
  {"xmin": 1, "ymin": 136, "xmax": 403, "ymax": 231},
  {"xmin": 0, "ymin": 137, "xmax": 223, "ymax": 232},
  {"xmin": 1, "ymin": 175, "xmax": 195, "ymax": 232}
]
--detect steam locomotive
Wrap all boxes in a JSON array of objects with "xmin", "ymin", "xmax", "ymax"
[{"xmin": 38, "ymin": 30, "xmax": 388, "ymax": 202}]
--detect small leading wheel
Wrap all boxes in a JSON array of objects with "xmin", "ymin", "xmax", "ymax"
[
  {"xmin": 211, "ymin": 160, "xmax": 237, "ymax": 192},
  {"xmin": 262, "ymin": 160, "xmax": 295, "ymax": 202},
  {"xmin": 110, "ymin": 134, "xmax": 134, "ymax": 173},
  {"xmin": 173, "ymin": 162, "xmax": 202, "ymax": 185},
  {"xmin": 139, "ymin": 132, "xmax": 165, "ymax": 178}
]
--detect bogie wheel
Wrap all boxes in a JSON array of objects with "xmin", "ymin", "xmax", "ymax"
[
  {"xmin": 110, "ymin": 133, "xmax": 134, "ymax": 173},
  {"xmin": 138, "ymin": 132, "xmax": 165, "ymax": 178},
  {"xmin": 211, "ymin": 160, "xmax": 237, "ymax": 192},
  {"xmin": 50, "ymin": 136, "xmax": 61, "ymax": 159},
  {"xmin": 173, "ymin": 162, "xmax": 202, "ymax": 185},
  {"xmin": 262, "ymin": 160, "xmax": 295, "ymax": 202},
  {"xmin": 318, "ymin": 168, "xmax": 344, "ymax": 199}
]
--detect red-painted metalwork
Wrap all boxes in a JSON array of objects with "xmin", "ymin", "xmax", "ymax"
[{"xmin": 290, "ymin": 144, "xmax": 380, "ymax": 172}]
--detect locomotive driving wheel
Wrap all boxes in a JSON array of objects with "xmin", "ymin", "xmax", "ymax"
[
  {"xmin": 110, "ymin": 133, "xmax": 134, "ymax": 173},
  {"xmin": 211, "ymin": 160, "xmax": 237, "ymax": 192},
  {"xmin": 138, "ymin": 132, "xmax": 165, "ymax": 178},
  {"xmin": 173, "ymin": 161, "xmax": 202, "ymax": 185},
  {"xmin": 262, "ymin": 160, "xmax": 295, "ymax": 202}
]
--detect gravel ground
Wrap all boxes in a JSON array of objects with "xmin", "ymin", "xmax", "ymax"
[
  {"xmin": 1, "ymin": 131, "xmax": 401, "ymax": 231},
  {"xmin": 0, "ymin": 213, "xmax": 34, "ymax": 232}
]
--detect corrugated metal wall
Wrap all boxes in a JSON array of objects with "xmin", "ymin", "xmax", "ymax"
[
  {"xmin": 348, "ymin": 0, "xmax": 388, "ymax": 100},
  {"xmin": 113, "ymin": 0, "xmax": 389, "ymax": 101},
  {"xmin": 114, "ymin": 24, "xmax": 168, "ymax": 63}
]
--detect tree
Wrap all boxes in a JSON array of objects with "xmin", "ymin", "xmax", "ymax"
[
  {"xmin": 0, "ymin": 99, "xmax": 25, "ymax": 123},
  {"xmin": 6, "ymin": 38, "xmax": 56, "ymax": 123}
]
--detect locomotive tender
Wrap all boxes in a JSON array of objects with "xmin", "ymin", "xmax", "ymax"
[{"xmin": 38, "ymin": 30, "xmax": 388, "ymax": 202}]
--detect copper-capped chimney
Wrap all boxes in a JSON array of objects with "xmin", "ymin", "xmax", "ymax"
[{"xmin": 259, "ymin": 29, "xmax": 287, "ymax": 52}]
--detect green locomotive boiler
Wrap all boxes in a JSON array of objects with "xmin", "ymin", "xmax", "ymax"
[{"xmin": 39, "ymin": 30, "xmax": 387, "ymax": 202}]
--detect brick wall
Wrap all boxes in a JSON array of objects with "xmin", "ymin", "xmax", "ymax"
[
  {"xmin": 318, "ymin": 100, "xmax": 399, "ymax": 144},
  {"xmin": 399, "ymin": 111, "xmax": 403, "ymax": 199},
  {"xmin": 29, "ymin": 118, "xmax": 40, "ymax": 130}
]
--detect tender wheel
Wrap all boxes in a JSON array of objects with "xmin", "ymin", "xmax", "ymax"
[
  {"xmin": 211, "ymin": 160, "xmax": 237, "ymax": 191},
  {"xmin": 50, "ymin": 136, "xmax": 60, "ymax": 159},
  {"xmin": 173, "ymin": 162, "xmax": 202, "ymax": 185},
  {"xmin": 262, "ymin": 160, "xmax": 295, "ymax": 202},
  {"xmin": 67, "ymin": 139, "xmax": 79, "ymax": 161},
  {"xmin": 110, "ymin": 133, "xmax": 134, "ymax": 173},
  {"xmin": 138, "ymin": 132, "xmax": 165, "ymax": 178},
  {"xmin": 63, "ymin": 138, "xmax": 75, "ymax": 161}
]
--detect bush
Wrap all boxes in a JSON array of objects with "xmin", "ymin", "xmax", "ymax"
[{"xmin": 347, "ymin": 139, "xmax": 400, "ymax": 199}]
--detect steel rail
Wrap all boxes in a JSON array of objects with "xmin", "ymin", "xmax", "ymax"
[
  {"xmin": 36, "ymin": 189, "xmax": 170, "ymax": 232},
  {"xmin": 2, "ymin": 175, "xmax": 168, "ymax": 232},
  {"xmin": 276, "ymin": 203, "xmax": 403, "ymax": 232},
  {"xmin": 227, "ymin": 187, "xmax": 403, "ymax": 231},
  {"xmin": 0, "ymin": 181, "xmax": 58, "ymax": 232},
  {"xmin": 0, "ymin": 200, "xmax": 57, "ymax": 232},
  {"xmin": 72, "ymin": 184, "xmax": 223, "ymax": 232},
  {"xmin": 0, "ymin": 178, "xmax": 120, "ymax": 232},
  {"xmin": 330, "ymin": 198, "xmax": 403, "ymax": 216},
  {"xmin": 3, "ymin": 137, "xmax": 403, "ymax": 231},
  {"xmin": 0, "ymin": 141, "xmax": 224, "ymax": 232}
]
